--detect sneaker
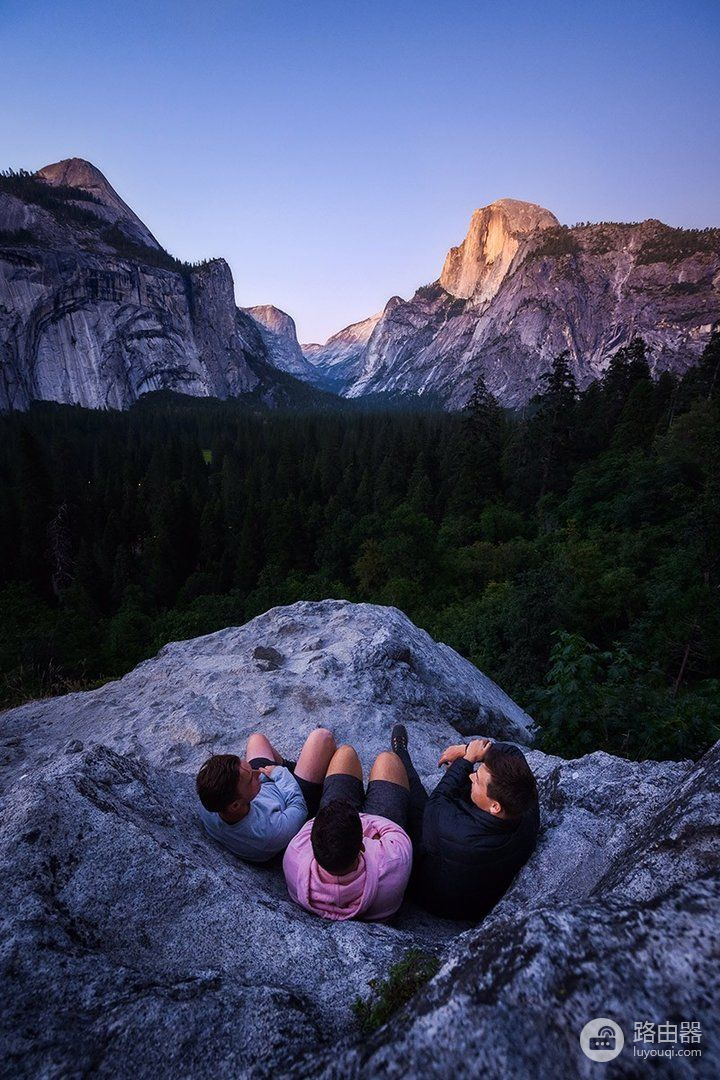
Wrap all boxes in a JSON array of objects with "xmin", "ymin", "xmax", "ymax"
[{"xmin": 391, "ymin": 723, "xmax": 408, "ymax": 754}]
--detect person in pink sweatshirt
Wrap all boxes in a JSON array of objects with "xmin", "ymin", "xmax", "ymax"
[{"xmin": 283, "ymin": 742, "xmax": 413, "ymax": 921}]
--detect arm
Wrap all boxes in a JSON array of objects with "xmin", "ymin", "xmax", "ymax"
[
  {"xmin": 428, "ymin": 756, "xmax": 474, "ymax": 802},
  {"xmin": 430, "ymin": 737, "xmax": 493, "ymax": 802},
  {"xmin": 261, "ymin": 767, "xmax": 309, "ymax": 854}
]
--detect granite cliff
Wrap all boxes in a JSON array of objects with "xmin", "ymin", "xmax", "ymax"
[
  {"xmin": 1, "ymin": 600, "xmax": 717, "ymax": 1078},
  {"xmin": 302, "ymin": 300, "xmax": 402, "ymax": 395},
  {"xmin": 243, "ymin": 304, "xmax": 321, "ymax": 382},
  {"xmin": 304, "ymin": 199, "xmax": 720, "ymax": 407},
  {"xmin": 0, "ymin": 160, "xmax": 325, "ymax": 411},
  {"xmin": 5, "ymin": 163, "xmax": 717, "ymax": 412}
]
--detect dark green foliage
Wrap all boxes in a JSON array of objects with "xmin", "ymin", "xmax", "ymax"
[
  {"xmin": 532, "ymin": 632, "xmax": 719, "ymax": 760},
  {"xmin": 1, "ymin": 336, "xmax": 718, "ymax": 761},
  {"xmin": 352, "ymin": 949, "xmax": 440, "ymax": 1034},
  {"xmin": 0, "ymin": 168, "xmax": 104, "ymax": 230},
  {"xmin": 636, "ymin": 224, "xmax": 720, "ymax": 265},
  {"xmin": 528, "ymin": 226, "xmax": 580, "ymax": 259},
  {"xmin": 98, "ymin": 224, "xmax": 204, "ymax": 273},
  {"xmin": 0, "ymin": 167, "xmax": 201, "ymax": 272}
]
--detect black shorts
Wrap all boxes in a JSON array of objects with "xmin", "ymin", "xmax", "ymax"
[
  {"xmin": 249, "ymin": 757, "xmax": 323, "ymax": 817},
  {"xmin": 318, "ymin": 773, "xmax": 410, "ymax": 831}
]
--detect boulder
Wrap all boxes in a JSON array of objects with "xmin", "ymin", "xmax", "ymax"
[{"xmin": 0, "ymin": 600, "xmax": 716, "ymax": 1078}]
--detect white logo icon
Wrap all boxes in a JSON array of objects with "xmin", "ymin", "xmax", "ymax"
[{"xmin": 580, "ymin": 1017, "xmax": 625, "ymax": 1062}]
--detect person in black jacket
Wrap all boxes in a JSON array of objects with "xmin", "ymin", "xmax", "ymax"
[{"xmin": 391, "ymin": 725, "xmax": 539, "ymax": 921}]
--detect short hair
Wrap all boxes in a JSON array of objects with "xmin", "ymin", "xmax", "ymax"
[
  {"xmin": 196, "ymin": 754, "xmax": 241, "ymax": 812},
  {"xmin": 311, "ymin": 799, "xmax": 363, "ymax": 874},
  {"xmin": 485, "ymin": 746, "xmax": 537, "ymax": 819}
]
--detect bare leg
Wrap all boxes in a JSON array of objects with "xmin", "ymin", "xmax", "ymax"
[
  {"xmin": 326, "ymin": 744, "xmax": 363, "ymax": 780},
  {"xmin": 294, "ymin": 728, "xmax": 337, "ymax": 784},
  {"xmin": 369, "ymin": 750, "xmax": 409, "ymax": 789},
  {"xmin": 245, "ymin": 732, "xmax": 283, "ymax": 764}
]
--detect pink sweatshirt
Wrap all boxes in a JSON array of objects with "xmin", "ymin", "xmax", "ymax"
[{"xmin": 282, "ymin": 813, "xmax": 413, "ymax": 921}]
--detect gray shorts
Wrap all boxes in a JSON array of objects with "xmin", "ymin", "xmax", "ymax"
[{"xmin": 319, "ymin": 773, "xmax": 410, "ymax": 830}]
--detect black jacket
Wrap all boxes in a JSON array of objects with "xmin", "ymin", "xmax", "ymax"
[{"xmin": 412, "ymin": 745, "xmax": 539, "ymax": 921}]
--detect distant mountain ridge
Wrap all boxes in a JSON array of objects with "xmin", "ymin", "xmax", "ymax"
[
  {"xmin": 1, "ymin": 160, "xmax": 718, "ymax": 411},
  {"xmin": 302, "ymin": 199, "xmax": 720, "ymax": 407},
  {"xmin": 302, "ymin": 299, "xmax": 403, "ymax": 394},
  {"xmin": 0, "ymin": 159, "xmax": 328, "ymax": 411},
  {"xmin": 36, "ymin": 157, "xmax": 162, "ymax": 251}
]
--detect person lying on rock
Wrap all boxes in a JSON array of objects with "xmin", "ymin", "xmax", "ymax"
[
  {"xmin": 282, "ymin": 744, "xmax": 413, "ymax": 921},
  {"xmin": 391, "ymin": 725, "xmax": 539, "ymax": 921},
  {"xmin": 195, "ymin": 728, "xmax": 336, "ymax": 862}
]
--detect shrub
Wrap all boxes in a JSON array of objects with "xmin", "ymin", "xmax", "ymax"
[{"xmin": 352, "ymin": 949, "xmax": 440, "ymax": 1035}]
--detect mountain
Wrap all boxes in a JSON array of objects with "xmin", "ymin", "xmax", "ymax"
[
  {"xmin": 36, "ymin": 157, "xmax": 162, "ymax": 250},
  {"xmin": 1, "ymin": 599, "xmax": 717, "ymax": 1077},
  {"xmin": 0, "ymin": 160, "xmax": 329, "ymax": 411},
  {"xmin": 303, "ymin": 199, "xmax": 720, "ymax": 407},
  {"xmin": 242, "ymin": 303, "xmax": 321, "ymax": 382},
  {"xmin": 302, "ymin": 298, "xmax": 403, "ymax": 394}
]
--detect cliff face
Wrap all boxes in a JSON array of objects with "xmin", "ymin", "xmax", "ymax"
[
  {"xmin": 0, "ymin": 161, "xmax": 317, "ymax": 411},
  {"xmin": 36, "ymin": 157, "xmax": 162, "ymax": 250},
  {"xmin": 302, "ymin": 298, "xmax": 403, "ymax": 394},
  {"xmin": 244, "ymin": 304, "xmax": 321, "ymax": 382},
  {"xmin": 1, "ymin": 600, "xmax": 717, "ymax": 1079},
  {"xmin": 304, "ymin": 202, "xmax": 720, "ymax": 407},
  {"xmin": 439, "ymin": 198, "xmax": 559, "ymax": 303}
]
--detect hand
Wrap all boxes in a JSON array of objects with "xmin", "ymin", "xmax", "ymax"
[
  {"xmin": 258, "ymin": 764, "xmax": 277, "ymax": 777},
  {"xmin": 463, "ymin": 738, "xmax": 492, "ymax": 764},
  {"xmin": 438, "ymin": 743, "xmax": 468, "ymax": 767}
]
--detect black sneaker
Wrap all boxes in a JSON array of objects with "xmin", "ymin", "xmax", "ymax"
[{"xmin": 391, "ymin": 723, "xmax": 408, "ymax": 753}]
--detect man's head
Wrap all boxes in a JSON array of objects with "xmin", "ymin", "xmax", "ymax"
[
  {"xmin": 196, "ymin": 754, "xmax": 262, "ymax": 819},
  {"xmin": 469, "ymin": 746, "xmax": 537, "ymax": 818},
  {"xmin": 311, "ymin": 799, "xmax": 364, "ymax": 874}
]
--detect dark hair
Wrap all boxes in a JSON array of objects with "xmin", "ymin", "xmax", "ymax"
[
  {"xmin": 311, "ymin": 799, "xmax": 363, "ymax": 874},
  {"xmin": 196, "ymin": 754, "xmax": 241, "ymax": 812},
  {"xmin": 485, "ymin": 746, "xmax": 537, "ymax": 818}
]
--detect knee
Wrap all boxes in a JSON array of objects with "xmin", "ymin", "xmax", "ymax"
[
  {"xmin": 310, "ymin": 726, "xmax": 336, "ymax": 749},
  {"xmin": 332, "ymin": 743, "xmax": 360, "ymax": 766},
  {"xmin": 374, "ymin": 751, "xmax": 398, "ymax": 769},
  {"xmin": 247, "ymin": 731, "xmax": 266, "ymax": 744}
]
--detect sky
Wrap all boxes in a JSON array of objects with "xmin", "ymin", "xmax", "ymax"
[{"xmin": 2, "ymin": 0, "xmax": 719, "ymax": 343}]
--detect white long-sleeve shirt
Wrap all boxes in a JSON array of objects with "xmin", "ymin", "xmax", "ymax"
[{"xmin": 199, "ymin": 766, "xmax": 308, "ymax": 862}]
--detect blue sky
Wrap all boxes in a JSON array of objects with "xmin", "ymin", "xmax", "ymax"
[{"xmin": 2, "ymin": 0, "xmax": 719, "ymax": 342}]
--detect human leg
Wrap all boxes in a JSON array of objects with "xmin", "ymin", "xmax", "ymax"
[
  {"xmin": 318, "ymin": 744, "xmax": 365, "ymax": 813},
  {"xmin": 369, "ymin": 751, "xmax": 409, "ymax": 789},
  {"xmin": 292, "ymin": 728, "xmax": 336, "ymax": 815},
  {"xmin": 245, "ymin": 732, "xmax": 283, "ymax": 765},
  {"xmin": 364, "ymin": 751, "xmax": 411, "ymax": 829},
  {"xmin": 294, "ymin": 728, "xmax": 337, "ymax": 784}
]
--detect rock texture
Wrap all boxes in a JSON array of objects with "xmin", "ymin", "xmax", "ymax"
[
  {"xmin": 0, "ymin": 160, "xmax": 325, "ymax": 411},
  {"xmin": 37, "ymin": 157, "xmax": 162, "ymax": 251},
  {"xmin": 1, "ymin": 600, "xmax": 717, "ymax": 1078},
  {"xmin": 439, "ymin": 198, "xmax": 559, "ymax": 303},
  {"xmin": 304, "ymin": 200, "xmax": 720, "ymax": 407},
  {"xmin": 244, "ymin": 304, "xmax": 321, "ymax": 382},
  {"xmin": 302, "ymin": 300, "xmax": 401, "ymax": 395}
]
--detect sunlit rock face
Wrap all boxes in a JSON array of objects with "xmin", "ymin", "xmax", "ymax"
[
  {"xmin": 37, "ymin": 157, "xmax": 162, "ymax": 250},
  {"xmin": 0, "ymin": 160, "xmax": 313, "ymax": 412},
  {"xmin": 1, "ymin": 600, "xmax": 717, "ymax": 1079},
  {"xmin": 439, "ymin": 198, "xmax": 559, "ymax": 303},
  {"xmin": 305, "ymin": 202, "xmax": 720, "ymax": 408}
]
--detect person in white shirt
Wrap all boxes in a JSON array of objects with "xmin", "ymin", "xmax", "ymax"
[{"xmin": 196, "ymin": 728, "xmax": 336, "ymax": 862}]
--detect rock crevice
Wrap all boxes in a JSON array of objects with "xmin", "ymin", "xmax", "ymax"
[{"xmin": 0, "ymin": 600, "xmax": 716, "ymax": 1078}]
